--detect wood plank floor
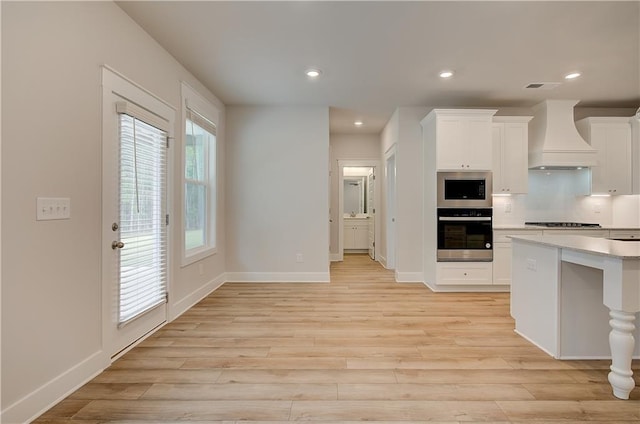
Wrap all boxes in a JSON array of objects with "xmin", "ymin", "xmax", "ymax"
[{"xmin": 34, "ymin": 254, "xmax": 639, "ymax": 423}]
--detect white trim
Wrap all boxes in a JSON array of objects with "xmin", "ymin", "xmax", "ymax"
[
  {"xmin": 423, "ymin": 279, "xmax": 511, "ymax": 293},
  {"xmin": 395, "ymin": 271, "xmax": 424, "ymax": 283},
  {"xmin": 181, "ymin": 82, "xmax": 219, "ymax": 267},
  {"xmin": 329, "ymin": 253, "xmax": 342, "ymax": 262},
  {"xmin": 337, "ymin": 159, "xmax": 381, "ymax": 263},
  {"xmin": 102, "ymin": 66, "xmax": 176, "ymax": 116},
  {"xmin": 0, "ymin": 351, "xmax": 106, "ymax": 424},
  {"xmin": 384, "ymin": 145, "xmax": 397, "ymax": 270},
  {"xmin": 101, "ymin": 66, "xmax": 174, "ymax": 360},
  {"xmin": 169, "ymin": 273, "xmax": 226, "ymax": 321},
  {"xmin": 225, "ymin": 272, "xmax": 330, "ymax": 283}
]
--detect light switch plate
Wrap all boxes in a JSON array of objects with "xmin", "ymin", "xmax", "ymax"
[{"xmin": 37, "ymin": 197, "xmax": 71, "ymax": 221}]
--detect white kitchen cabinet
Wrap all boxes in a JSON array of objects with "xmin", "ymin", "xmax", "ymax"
[
  {"xmin": 542, "ymin": 229, "xmax": 610, "ymax": 238},
  {"xmin": 609, "ymin": 230, "xmax": 640, "ymax": 240},
  {"xmin": 493, "ymin": 229, "xmax": 543, "ymax": 285},
  {"xmin": 425, "ymin": 109, "xmax": 497, "ymax": 171},
  {"xmin": 576, "ymin": 117, "xmax": 632, "ymax": 195},
  {"xmin": 436, "ymin": 262, "xmax": 492, "ymax": 285},
  {"xmin": 631, "ymin": 116, "xmax": 640, "ymax": 194},
  {"xmin": 344, "ymin": 218, "xmax": 369, "ymax": 249},
  {"xmin": 492, "ymin": 117, "xmax": 532, "ymax": 194}
]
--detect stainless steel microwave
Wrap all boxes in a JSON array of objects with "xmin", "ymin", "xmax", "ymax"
[{"xmin": 437, "ymin": 171, "xmax": 492, "ymax": 208}]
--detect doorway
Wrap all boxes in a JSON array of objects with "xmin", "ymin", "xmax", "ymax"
[
  {"xmin": 385, "ymin": 147, "xmax": 397, "ymax": 270},
  {"xmin": 101, "ymin": 68, "xmax": 172, "ymax": 359},
  {"xmin": 337, "ymin": 160, "xmax": 380, "ymax": 262}
]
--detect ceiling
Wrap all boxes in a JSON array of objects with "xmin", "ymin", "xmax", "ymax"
[{"xmin": 117, "ymin": 1, "xmax": 640, "ymax": 134}]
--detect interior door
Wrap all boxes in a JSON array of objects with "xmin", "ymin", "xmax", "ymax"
[
  {"xmin": 367, "ymin": 168, "xmax": 375, "ymax": 259},
  {"xmin": 102, "ymin": 69, "xmax": 171, "ymax": 359}
]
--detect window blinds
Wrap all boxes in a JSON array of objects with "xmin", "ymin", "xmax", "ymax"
[
  {"xmin": 185, "ymin": 101, "xmax": 217, "ymax": 136},
  {"xmin": 117, "ymin": 110, "xmax": 168, "ymax": 327}
]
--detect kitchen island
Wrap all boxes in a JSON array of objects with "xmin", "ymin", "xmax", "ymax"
[{"xmin": 510, "ymin": 235, "xmax": 640, "ymax": 400}]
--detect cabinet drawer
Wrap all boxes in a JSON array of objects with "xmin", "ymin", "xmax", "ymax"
[
  {"xmin": 494, "ymin": 229, "xmax": 543, "ymax": 243},
  {"xmin": 609, "ymin": 230, "xmax": 640, "ymax": 240},
  {"xmin": 542, "ymin": 229, "xmax": 609, "ymax": 238},
  {"xmin": 437, "ymin": 262, "xmax": 493, "ymax": 285}
]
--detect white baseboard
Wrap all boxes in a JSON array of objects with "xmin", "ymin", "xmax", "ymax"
[
  {"xmin": 377, "ymin": 255, "xmax": 388, "ymax": 269},
  {"xmin": 169, "ymin": 272, "xmax": 226, "ymax": 321},
  {"xmin": 395, "ymin": 271, "xmax": 424, "ymax": 283},
  {"xmin": 424, "ymin": 280, "xmax": 511, "ymax": 293},
  {"xmin": 1, "ymin": 350, "xmax": 106, "ymax": 424},
  {"xmin": 225, "ymin": 272, "xmax": 330, "ymax": 283},
  {"xmin": 329, "ymin": 253, "xmax": 342, "ymax": 262}
]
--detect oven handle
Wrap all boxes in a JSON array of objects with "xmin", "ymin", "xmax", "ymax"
[{"xmin": 438, "ymin": 216, "xmax": 492, "ymax": 222}]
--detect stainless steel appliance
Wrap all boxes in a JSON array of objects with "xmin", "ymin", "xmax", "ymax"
[
  {"xmin": 525, "ymin": 222, "xmax": 601, "ymax": 228},
  {"xmin": 437, "ymin": 208, "xmax": 493, "ymax": 262},
  {"xmin": 437, "ymin": 171, "xmax": 492, "ymax": 208}
]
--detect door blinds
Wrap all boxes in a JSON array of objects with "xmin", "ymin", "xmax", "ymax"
[{"xmin": 117, "ymin": 106, "xmax": 168, "ymax": 327}]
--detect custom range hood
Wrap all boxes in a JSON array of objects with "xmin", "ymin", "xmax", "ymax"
[{"xmin": 528, "ymin": 99, "xmax": 597, "ymax": 169}]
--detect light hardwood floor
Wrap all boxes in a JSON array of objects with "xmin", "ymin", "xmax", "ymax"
[{"xmin": 35, "ymin": 254, "xmax": 639, "ymax": 423}]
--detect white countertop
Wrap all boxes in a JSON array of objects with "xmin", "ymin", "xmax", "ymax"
[
  {"xmin": 493, "ymin": 225, "xmax": 640, "ymax": 230},
  {"xmin": 510, "ymin": 235, "xmax": 640, "ymax": 259}
]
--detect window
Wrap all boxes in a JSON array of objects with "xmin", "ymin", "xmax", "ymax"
[
  {"xmin": 117, "ymin": 108, "xmax": 168, "ymax": 325},
  {"xmin": 182, "ymin": 83, "xmax": 218, "ymax": 265}
]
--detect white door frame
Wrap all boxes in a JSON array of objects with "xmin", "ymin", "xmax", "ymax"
[
  {"xmin": 385, "ymin": 145, "xmax": 397, "ymax": 270},
  {"xmin": 101, "ymin": 66, "xmax": 174, "ymax": 360},
  {"xmin": 337, "ymin": 159, "xmax": 381, "ymax": 262}
]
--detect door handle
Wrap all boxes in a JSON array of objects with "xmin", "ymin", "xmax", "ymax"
[{"xmin": 112, "ymin": 241, "xmax": 125, "ymax": 250}]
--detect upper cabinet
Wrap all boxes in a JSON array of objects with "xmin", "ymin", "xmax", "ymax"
[
  {"xmin": 632, "ymin": 116, "xmax": 640, "ymax": 194},
  {"xmin": 423, "ymin": 109, "xmax": 497, "ymax": 171},
  {"xmin": 492, "ymin": 117, "xmax": 532, "ymax": 194},
  {"xmin": 576, "ymin": 117, "xmax": 633, "ymax": 195}
]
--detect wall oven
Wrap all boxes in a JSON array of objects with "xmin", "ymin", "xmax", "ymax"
[
  {"xmin": 437, "ymin": 208, "xmax": 493, "ymax": 262},
  {"xmin": 437, "ymin": 171, "xmax": 492, "ymax": 208}
]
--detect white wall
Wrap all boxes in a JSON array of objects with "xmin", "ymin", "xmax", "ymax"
[
  {"xmin": 329, "ymin": 134, "xmax": 380, "ymax": 256},
  {"xmin": 395, "ymin": 107, "xmax": 429, "ymax": 282},
  {"xmin": 225, "ymin": 106, "xmax": 330, "ymax": 282},
  {"xmin": 379, "ymin": 111, "xmax": 398, "ymax": 267},
  {"xmin": 378, "ymin": 107, "xmax": 428, "ymax": 281},
  {"xmin": 2, "ymin": 2, "xmax": 226, "ymax": 422}
]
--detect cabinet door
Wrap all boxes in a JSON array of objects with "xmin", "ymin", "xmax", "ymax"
[
  {"xmin": 436, "ymin": 117, "xmax": 464, "ymax": 170},
  {"xmin": 605, "ymin": 125, "xmax": 632, "ymax": 194},
  {"xmin": 502, "ymin": 123, "xmax": 528, "ymax": 193},
  {"xmin": 590, "ymin": 124, "xmax": 632, "ymax": 195},
  {"xmin": 493, "ymin": 243, "xmax": 512, "ymax": 285},
  {"xmin": 343, "ymin": 224, "xmax": 355, "ymax": 249},
  {"xmin": 354, "ymin": 223, "xmax": 369, "ymax": 249},
  {"xmin": 492, "ymin": 124, "xmax": 506, "ymax": 192},
  {"xmin": 466, "ymin": 117, "xmax": 493, "ymax": 170}
]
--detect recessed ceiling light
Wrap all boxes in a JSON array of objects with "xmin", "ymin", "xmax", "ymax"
[
  {"xmin": 354, "ymin": 121, "xmax": 364, "ymax": 127},
  {"xmin": 439, "ymin": 70, "xmax": 454, "ymax": 78},
  {"xmin": 564, "ymin": 72, "xmax": 581, "ymax": 80},
  {"xmin": 305, "ymin": 68, "xmax": 322, "ymax": 78}
]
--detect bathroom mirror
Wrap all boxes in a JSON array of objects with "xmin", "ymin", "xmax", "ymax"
[{"xmin": 344, "ymin": 176, "xmax": 367, "ymax": 215}]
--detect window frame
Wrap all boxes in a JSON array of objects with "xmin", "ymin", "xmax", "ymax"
[{"xmin": 181, "ymin": 82, "xmax": 218, "ymax": 266}]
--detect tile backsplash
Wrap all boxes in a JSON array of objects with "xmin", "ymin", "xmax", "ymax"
[{"xmin": 493, "ymin": 169, "xmax": 639, "ymax": 227}]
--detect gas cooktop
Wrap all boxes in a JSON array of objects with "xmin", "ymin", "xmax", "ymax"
[{"xmin": 525, "ymin": 222, "xmax": 602, "ymax": 228}]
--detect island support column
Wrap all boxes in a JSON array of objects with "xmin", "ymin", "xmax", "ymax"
[
  {"xmin": 599, "ymin": 255, "xmax": 640, "ymax": 400},
  {"xmin": 608, "ymin": 310, "xmax": 637, "ymax": 399}
]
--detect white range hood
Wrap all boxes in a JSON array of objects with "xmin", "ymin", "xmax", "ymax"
[{"xmin": 528, "ymin": 99, "xmax": 597, "ymax": 169}]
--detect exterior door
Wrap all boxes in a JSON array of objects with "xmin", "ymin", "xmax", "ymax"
[
  {"xmin": 367, "ymin": 168, "xmax": 375, "ymax": 259},
  {"xmin": 102, "ymin": 68, "xmax": 172, "ymax": 359}
]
